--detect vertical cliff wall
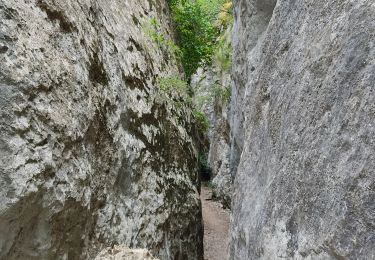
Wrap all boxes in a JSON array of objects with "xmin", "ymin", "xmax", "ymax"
[
  {"xmin": 230, "ymin": 0, "xmax": 374, "ymax": 259},
  {"xmin": 0, "ymin": 0, "xmax": 203, "ymax": 259}
]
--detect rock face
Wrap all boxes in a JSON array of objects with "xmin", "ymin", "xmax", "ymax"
[
  {"xmin": 0, "ymin": 0, "xmax": 203, "ymax": 259},
  {"xmin": 230, "ymin": 0, "xmax": 375, "ymax": 259},
  {"xmin": 95, "ymin": 246, "xmax": 158, "ymax": 260}
]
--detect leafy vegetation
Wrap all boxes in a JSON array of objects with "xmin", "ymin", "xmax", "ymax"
[
  {"xmin": 156, "ymin": 75, "xmax": 210, "ymax": 133},
  {"xmin": 214, "ymin": 34, "xmax": 232, "ymax": 72},
  {"xmin": 152, "ymin": 1, "xmax": 233, "ymax": 137},
  {"xmin": 195, "ymin": 83, "xmax": 231, "ymax": 109},
  {"xmin": 215, "ymin": 1, "xmax": 233, "ymax": 27},
  {"xmin": 213, "ymin": 1, "xmax": 233, "ymax": 72},
  {"xmin": 212, "ymin": 83, "xmax": 231, "ymax": 103},
  {"xmin": 144, "ymin": 17, "xmax": 182, "ymax": 58},
  {"xmin": 157, "ymin": 75, "xmax": 189, "ymax": 94},
  {"xmin": 168, "ymin": 0, "xmax": 231, "ymax": 79},
  {"xmin": 192, "ymin": 109, "xmax": 210, "ymax": 132},
  {"xmin": 169, "ymin": 2, "xmax": 215, "ymax": 79},
  {"xmin": 153, "ymin": 2, "xmax": 233, "ymax": 182}
]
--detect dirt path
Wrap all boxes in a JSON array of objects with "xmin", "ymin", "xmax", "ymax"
[{"xmin": 201, "ymin": 186, "xmax": 231, "ymax": 260}]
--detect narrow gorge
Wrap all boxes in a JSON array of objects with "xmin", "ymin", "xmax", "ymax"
[{"xmin": 0, "ymin": 0, "xmax": 374, "ymax": 260}]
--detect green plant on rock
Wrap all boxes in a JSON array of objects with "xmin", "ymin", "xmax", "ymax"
[
  {"xmin": 214, "ymin": 34, "xmax": 232, "ymax": 72},
  {"xmin": 156, "ymin": 76, "xmax": 210, "ymax": 134},
  {"xmin": 143, "ymin": 17, "xmax": 182, "ymax": 58},
  {"xmin": 222, "ymin": 86, "xmax": 231, "ymax": 102},
  {"xmin": 192, "ymin": 109, "xmax": 210, "ymax": 132},
  {"xmin": 169, "ymin": 1, "xmax": 219, "ymax": 79},
  {"xmin": 144, "ymin": 17, "xmax": 163, "ymax": 45},
  {"xmin": 195, "ymin": 95, "xmax": 212, "ymax": 109},
  {"xmin": 166, "ymin": 1, "xmax": 233, "ymax": 79},
  {"xmin": 215, "ymin": 1, "xmax": 233, "ymax": 28},
  {"xmin": 211, "ymin": 83, "xmax": 231, "ymax": 103},
  {"xmin": 156, "ymin": 76, "xmax": 193, "ymax": 113},
  {"xmin": 157, "ymin": 76, "xmax": 189, "ymax": 95},
  {"xmin": 213, "ymin": 2, "xmax": 233, "ymax": 72}
]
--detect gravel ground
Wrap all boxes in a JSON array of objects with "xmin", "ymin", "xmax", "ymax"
[{"xmin": 201, "ymin": 186, "xmax": 231, "ymax": 260}]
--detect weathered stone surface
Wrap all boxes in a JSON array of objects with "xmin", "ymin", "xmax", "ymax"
[
  {"xmin": 191, "ymin": 65, "xmax": 232, "ymax": 208},
  {"xmin": 230, "ymin": 0, "xmax": 375, "ymax": 259},
  {"xmin": 0, "ymin": 0, "xmax": 203, "ymax": 259},
  {"xmin": 95, "ymin": 246, "xmax": 158, "ymax": 260}
]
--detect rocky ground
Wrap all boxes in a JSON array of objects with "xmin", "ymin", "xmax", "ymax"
[{"xmin": 201, "ymin": 186, "xmax": 230, "ymax": 260}]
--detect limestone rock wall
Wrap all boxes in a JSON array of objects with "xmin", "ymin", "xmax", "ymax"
[
  {"xmin": 230, "ymin": 0, "xmax": 375, "ymax": 259},
  {"xmin": 0, "ymin": 0, "xmax": 203, "ymax": 259},
  {"xmin": 191, "ymin": 27, "xmax": 233, "ymax": 208},
  {"xmin": 95, "ymin": 246, "xmax": 159, "ymax": 260}
]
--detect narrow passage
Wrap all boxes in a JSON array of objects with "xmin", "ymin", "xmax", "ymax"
[{"xmin": 201, "ymin": 186, "xmax": 230, "ymax": 260}]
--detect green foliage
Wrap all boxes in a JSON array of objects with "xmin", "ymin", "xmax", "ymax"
[
  {"xmin": 157, "ymin": 75, "xmax": 189, "ymax": 95},
  {"xmin": 166, "ymin": 0, "xmax": 179, "ymax": 7},
  {"xmin": 156, "ymin": 76, "xmax": 210, "ymax": 134},
  {"xmin": 192, "ymin": 109, "xmax": 210, "ymax": 132},
  {"xmin": 215, "ymin": 1, "xmax": 233, "ymax": 27},
  {"xmin": 156, "ymin": 76, "xmax": 193, "ymax": 112},
  {"xmin": 213, "ymin": 2, "xmax": 233, "ymax": 72},
  {"xmin": 212, "ymin": 83, "xmax": 231, "ymax": 103},
  {"xmin": 195, "ymin": 83, "xmax": 231, "ymax": 105},
  {"xmin": 144, "ymin": 17, "xmax": 182, "ymax": 58},
  {"xmin": 153, "ymin": 1, "xmax": 234, "ymax": 134},
  {"xmin": 169, "ymin": 1, "xmax": 219, "ymax": 79},
  {"xmin": 167, "ymin": 1, "xmax": 233, "ymax": 79},
  {"xmin": 214, "ymin": 34, "xmax": 232, "ymax": 72},
  {"xmin": 222, "ymin": 86, "xmax": 231, "ymax": 102},
  {"xmin": 198, "ymin": 153, "xmax": 212, "ymax": 181},
  {"xmin": 195, "ymin": 95, "xmax": 212, "ymax": 109},
  {"xmin": 197, "ymin": 0, "xmax": 228, "ymax": 23}
]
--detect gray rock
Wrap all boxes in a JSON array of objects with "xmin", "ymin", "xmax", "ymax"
[
  {"xmin": 230, "ymin": 0, "xmax": 375, "ymax": 259},
  {"xmin": 95, "ymin": 246, "xmax": 158, "ymax": 260},
  {"xmin": 0, "ymin": 0, "xmax": 203, "ymax": 259}
]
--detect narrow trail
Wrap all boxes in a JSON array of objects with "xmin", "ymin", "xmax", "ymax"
[{"xmin": 201, "ymin": 186, "xmax": 231, "ymax": 260}]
